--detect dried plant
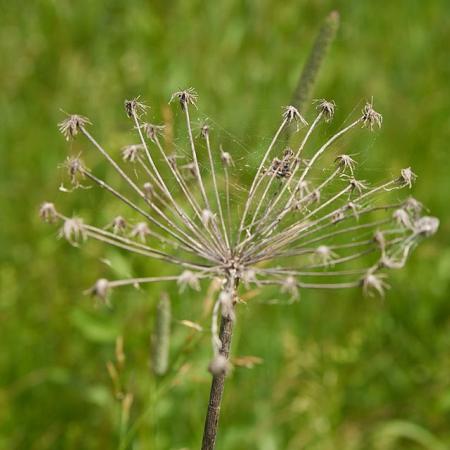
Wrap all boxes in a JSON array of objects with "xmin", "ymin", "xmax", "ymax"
[{"xmin": 41, "ymin": 89, "xmax": 438, "ymax": 449}]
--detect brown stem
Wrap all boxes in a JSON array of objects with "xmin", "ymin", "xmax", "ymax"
[{"xmin": 201, "ymin": 314, "xmax": 234, "ymax": 450}]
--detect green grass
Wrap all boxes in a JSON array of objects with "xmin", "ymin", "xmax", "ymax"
[{"xmin": 1, "ymin": 0, "xmax": 449, "ymax": 449}]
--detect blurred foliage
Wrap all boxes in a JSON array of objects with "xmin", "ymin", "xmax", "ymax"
[{"xmin": 1, "ymin": 0, "xmax": 449, "ymax": 449}]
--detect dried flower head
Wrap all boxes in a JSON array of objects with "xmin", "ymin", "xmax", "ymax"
[
  {"xmin": 413, "ymin": 216, "xmax": 439, "ymax": 237},
  {"xmin": 403, "ymin": 196, "xmax": 423, "ymax": 217},
  {"xmin": 397, "ymin": 167, "xmax": 417, "ymax": 188},
  {"xmin": 109, "ymin": 216, "xmax": 127, "ymax": 235},
  {"xmin": 393, "ymin": 208, "xmax": 412, "ymax": 229},
  {"xmin": 170, "ymin": 88, "xmax": 198, "ymax": 110},
  {"xmin": 361, "ymin": 101, "xmax": 383, "ymax": 130},
  {"xmin": 177, "ymin": 270, "xmax": 201, "ymax": 292},
  {"xmin": 60, "ymin": 155, "xmax": 87, "ymax": 187},
  {"xmin": 44, "ymin": 91, "xmax": 437, "ymax": 364},
  {"xmin": 139, "ymin": 123, "xmax": 165, "ymax": 142},
  {"xmin": 39, "ymin": 202, "xmax": 58, "ymax": 223},
  {"xmin": 281, "ymin": 276, "xmax": 299, "ymax": 300},
  {"xmin": 314, "ymin": 99, "xmax": 336, "ymax": 122},
  {"xmin": 58, "ymin": 114, "xmax": 91, "ymax": 140},
  {"xmin": 122, "ymin": 144, "xmax": 144, "ymax": 163},
  {"xmin": 201, "ymin": 209, "xmax": 216, "ymax": 227},
  {"xmin": 130, "ymin": 222, "xmax": 151, "ymax": 242},
  {"xmin": 124, "ymin": 97, "xmax": 148, "ymax": 118},
  {"xmin": 335, "ymin": 154, "xmax": 357, "ymax": 174},
  {"xmin": 220, "ymin": 148, "xmax": 234, "ymax": 167},
  {"xmin": 143, "ymin": 182, "xmax": 154, "ymax": 199},
  {"xmin": 314, "ymin": 245, "xmax": 337, "ymax": 266},
  {"xmin": 362, "ymin": 271, "xmax": 389, "ymax": 297},
  {"xmin": 87, "ymin": 278, "xmax": 110, "ymax": 304},
  {"xmin": 282, "ymin": 105, "xmax": 308, "ymax": 127},
  {"xmin": 58, "ymin": 217, "xmax": 87, "ymax": 245}
]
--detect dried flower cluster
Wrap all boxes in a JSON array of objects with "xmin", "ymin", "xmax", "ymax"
[{"xmin": 42, "ymin": 90, "xmax": 438, "ymax": 360}]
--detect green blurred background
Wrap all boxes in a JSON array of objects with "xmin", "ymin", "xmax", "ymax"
[{"xmin": 1, "ymin": 0, "xmax": 449, "ymax": 449}]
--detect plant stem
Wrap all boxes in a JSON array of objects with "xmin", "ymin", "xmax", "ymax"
[{"xmin": 201, "ymin": 314, "xmax": 234, "ymax": 450}]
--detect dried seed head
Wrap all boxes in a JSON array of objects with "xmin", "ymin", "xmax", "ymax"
[
  {"xmin": 413, "ymin": 216, "xmax": 439, "ymax": 237},
  {"xmin": 61, "ymin": 155, "xmax": 86, "ymax": 187},
  {"xmin": 296, "ymin": 180, "xmax": 311, "ymax": 198},
  {"xmin": 169, "ymin": 88, "xmax": 198, "ymax": 110},
  {"xmin": 200, "ymin": 123, "xmax": 210, "ymax": 138},
  {"xmin": 281, "ymin": 275, "xmax": 299, "ymax": 300},
  {"xmin": 335, "ymin": 154, "xmax": 357, "ymax": 174},
  {"xmin": 180, "ymin": 162, "xmax": 197, "ymax": 178},
  {"xmin": 282, "ymin": 105, "xmax": 308, "ymax": 127},
  {"xmin": 346, "ymin": 201, "xmax": 360, "ymax": 220},
  {"xmin": 308, "ymin": 189, "xmax": 321, "ymax": 205},
  {"xmin": 177, "ymin": 270, "xmax": 201, "ymax": 292},
  {"xmin": 130, "ymin": 222, "xmax": 151, "ymax": 242},
  {"xmin": 110, "ymin": 216, "xmax": 127, "ymax": 235},
  {"xmin": 314, "ymin": 99, "xmax": 336, "ymax": 122},
  {"xmin": 143, "ymin": 182, "xmax": 154, "ymax": 199},
  {"xmin": 87, "ymin": 278, "xmax": 110, "ymax": 303},
  {"xmin": 362, "ymin": 272, "xmax": 389, "ymax": 297},
  {"xmin": 58, "ymin": 217, "xmax": 87, "ymax": 245},
  {"xmin": 373, "ymin": 230, "xmax": 386, "ymax": 252},
  {"xmin": 393, "ymin": 208, "xmax": 412, "ymax": 229},
  {"xmin": 58, "ymin": 114, "xmax": 91, "ymax": 141},
  {"xmin": 208, "ymin": 354, "xmax": 230, "ymax": 377},
  {"xmin": 220, "ymin": 147, "xmax": 234, "ymax": 167},
  {"xmin": 219, "ymin": 290, "xmax": 235, "ymax": 321},
  {"xmin": 122, "ymin": 144, "xmax": 144, "ymax": 162},
  {"xmin": 361, "ymin": 101, "xmax": 383, "ymax": 130},
  {"xmin": 39, "ymin": 202, "xmax": 58, "ymax": 223},
  {"xmin": 314, "ymin": 245, "xmax": 338, "ymax": 266},
  {"xmin": 201, "ymin": 209, "xmax": 216, "ymax": 227},
  {"xmin": 140, "ymin": 123, "xmax": 165, "ymax": 142},
  {"xmin": 271, "ymin": 148, "xmax": 297, "ymax": 179},
  {"xmin": 347, "ymin": 177, "xmax": 368, "ymax": 194},
  {"xmin": 124, "ymin": 97, "xmax": 148, "ymax": 118},
  {"xmin": 403, "ymin": 196, "xmax": 423, "ymax": 217},
  {"xmin": 397, "ymin": 167, "xmax": 417, "ymax": 188},
  {"xmin": 167, "ymin": 153, "xmax": 182, "ymax": 169},
  {"xmin": 331, "ymin": 209, "xmax": 345, "ymax": 224},
  {"xmin": 241, "ymin": 268, "xmax": 257, "ymax": 288}
]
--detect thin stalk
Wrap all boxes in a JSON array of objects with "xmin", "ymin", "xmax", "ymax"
[
  {"xmin": 201, "ymin": 278, "xmax": 237, "ymax": 450},
  {"xmin": 205, "ymin": 133, "xmax": 230, "ymax": 250},
  {"xmin": 237, "ymin": 117, "xmax": 288, "ymax": 244}
]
